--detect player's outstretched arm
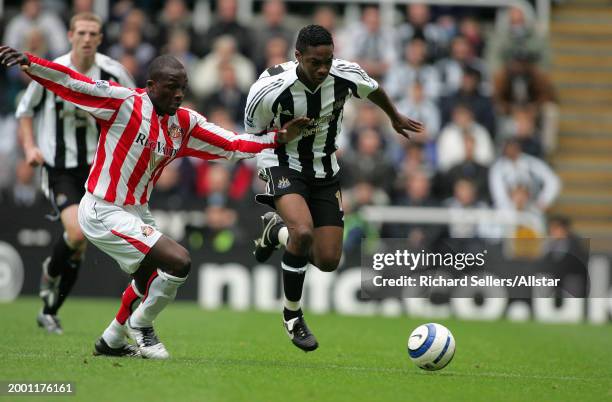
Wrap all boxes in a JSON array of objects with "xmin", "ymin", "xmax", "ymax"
[
  {"xmin": 367, "ymin": 87, "xmax": 424, "ymax": 139},
  {"xmin": 0, "ymin": 46, "xmax": 132, "ymax": 122},
  {"xmin": 181, "ymin": 112, "xmax": 309, "ymax": 162}
]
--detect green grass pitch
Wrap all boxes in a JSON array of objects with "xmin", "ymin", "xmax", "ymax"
[{"xmin": 0, "ymin": 297, "xmax": 610, "ymax": 402}]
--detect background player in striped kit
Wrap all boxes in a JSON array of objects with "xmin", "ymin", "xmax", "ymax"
[
  {"xmin": 248, "ymin": 25, "xmax": 423, "ymax": 352},
  {"xmin": 1, "ymin": 45, "xmax": 308, "ymax": 358},
  {"xmin": 15, "ymin": 12, "xmax": 135, "ymax": 334}
]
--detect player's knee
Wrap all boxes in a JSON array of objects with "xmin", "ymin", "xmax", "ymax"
[
  {"xmin": 65, "ymin": 226, "xmax": 86, "ymax": 248},
  {"xmin": 316, "ymin": 255, "xmax": 341, "ymax": 272},
  {"xmin": 171, "ymin": 248, "xmax": 191, "ymax": 277},
  {"xmin": 289, "ymin": 225, "xmax": 313, "ymax": 253}
]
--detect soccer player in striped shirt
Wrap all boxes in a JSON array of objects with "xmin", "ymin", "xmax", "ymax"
[
  {"xmin": 246, "ymin": 25, "xmax": 423, "ymax": 352},
  {"xmin": 16, "ymin": 12, "xmax": 135, "ymax": 335},
  {"xmin": 0, "ymin": 45, "xmax": 308, "ymax": 359}
]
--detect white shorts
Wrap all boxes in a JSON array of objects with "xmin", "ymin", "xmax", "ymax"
[{"xmin": 78, "ymin": 192, "xmax": 163, "ymax": 274}]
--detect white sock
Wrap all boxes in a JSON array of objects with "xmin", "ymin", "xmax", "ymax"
[
  {"xmin": 278, "ymin": 226, "xmax": 289, "ymax": 247},
  {"xmin": 102, "ymin": 319, "xmax": 127, "ymax": 348},
  {"xmin": 129, "ymin": 269, "xmax": 187, "ymax": 328},
  {"xmin": 283, "ymin": 297, "xmax": 301, "ymax": 311}
]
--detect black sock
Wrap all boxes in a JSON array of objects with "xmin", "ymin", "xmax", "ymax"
[
  {"xmin": 281, "ymin": 251, "xmax": 308, "ymax": 318},
  {"xmin": 283, "ymin": 307, "xmax": 302, "ymax": 321},
  {"xmin": 47, "ymin": 235, "xmax": 75, "ymax": 278},
  {"xmin": 45, "ymin": 260, "xmax": 80, "ymax": 315}
]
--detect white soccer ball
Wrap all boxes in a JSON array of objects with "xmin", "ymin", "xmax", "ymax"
[{"xmin": 407, "ymin": 323, "xmax": 455, "ymax": 371}]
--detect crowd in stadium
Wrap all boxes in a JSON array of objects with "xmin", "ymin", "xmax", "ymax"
[{"xmin": 0, "ymin": 0, "xmax": 563, "ymax": 249}]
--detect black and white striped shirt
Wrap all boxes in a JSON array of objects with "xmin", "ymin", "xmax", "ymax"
[
  {"xmin": 16, "ymin": 52, "xmax": 135, "ymax": 169},
  {"xmin": 245, "ymin": 59, "xmax": 378, "ymax": 178}
]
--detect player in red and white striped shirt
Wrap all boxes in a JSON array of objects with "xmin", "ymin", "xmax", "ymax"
[{"xmin": 1, "ymin": 46, "xmax": 308, "ymax": 359}]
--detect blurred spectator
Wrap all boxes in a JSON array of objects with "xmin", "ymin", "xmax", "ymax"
[
  {"xmin": 384, "ymin": 38, "xmax": 441, "ymax": 101},
  {"xmin": 341, "ymin": 128, "xmax": 396, "ymax": 194},
  {"xmin": 108, "ymin": 27, "xmax": 156, "ymax": 70},
  {"xmin": 493, "ymin": 49, "xmax": 559, "ymax": 154},
  {"xmin": 253, "ymin": 0, "xmax": 294, "ymax": 72},
  {"xmin": 3, "ymin": 0, "xmax": 69, "ymax": 59},
  {"xmin": 202, "ymin": 64, "xmax": 248, "ymax": 125},
  {"xmin": 163, "ymin": 29, "xmax": 198, "ymax": 77},
  {"xmin": 489, "ymin": 139, "xmax": 561, "ymax": 211},
  {"xmin": 154, "ymin": 0, "xmax": 194, "ymax": 50},
  {"xmin": 384, "ymin": 169, "xmax": 444, "ymax": 249},
  {"xmin": 340, "ymin": 6, "xmax": 396, "ymax": 81},
  {"xmin": 500, "ymin": 106, "xmax": 543, "ymax": 158},
  {"xmin": 396, "ymin": 80, "xmax": 441, "ymax": 142},
  {"xmin": 117, "ymin": 52, "xmax": 144, "ymax": 87},
  {"xmin": 487, "ymin": 6, "xmax": 550, "ymax": 71},
  {"xmin": 437, "ymin": 104, "xmax": 494, "ymax": 172},
  {"xmin": 444, "ymin": 178, "xmax": 489, "ymax": 239},
  {"xmin": 395, "ymin": 142, "xmax": 436, "ymax": 181},
  {"xmin": 434, "ymin": 133, "xmax": 489, "ymax": 201},
  {"xmin": 198, "ymin": 0, "xmax": 253, "ymax": 58},
  {"xmin": 190, "ymin": 36, "xmax": 256, "ymax": 99},
  {"xmin": 342, "ymin": 180, "xmax": 388, "ymax": 253},
  {"xmin": 439, "ymin": 65, "xmax": 496, "ymax": 136},
  {"xmin": 312, "ymin": 6, "xmax": 343, "ymax": 55},
  {"xmin": 435, "ymin": 36, "xmax": 487, "ymax": 97},
  {"xmin": 505, "ymin": 184, "xmax": 547, "ymax": 256},
  {"xmin": 62, "ymin": 0, "xmax": 95, "ymax": 24},
  {"xmin": 459, "ymin": 16, "xmax": 486, "ymax": 57},
  {"xmin": 543, "ymin": 215, "xmax": 588, "ymax": 262},
  {"xmin": 5, "ymin": 28, "xmax": 50, "ymax": 110},
  {"xmin": 493, "ymin": 50, "xmax": 556, "ymax": 115},
  {"xmin": 396, "ymin": 3, "xmax": 447, "ymax": 61},
  {"xmin": 340, "ymin": 103, "xmax": 396, "ymax": 158},
  {"xmin": 262, "ymin": 36, "xmax": 290, "ymax": 71}
]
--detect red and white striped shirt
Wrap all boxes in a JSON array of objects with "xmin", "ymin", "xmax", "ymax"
[{"xmin": 25, "ymin": 54, "xmax": 280, "ymax": 206}]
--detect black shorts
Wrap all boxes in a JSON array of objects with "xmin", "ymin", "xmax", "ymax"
[
  {"xmin": 255, "ymin": 166, "xmax": 344, "ymax": 228},
  {"xmin": 42, "ymin": 164, "xmax": 89, "ymax": 212}
]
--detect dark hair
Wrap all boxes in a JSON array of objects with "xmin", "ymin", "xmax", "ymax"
[
  {"xmin": 147, "ymin": 55, "xmax": 184, "ymax": 80},
  {"xmin": 548, "ymin": 214, "xmax": 571, "ymax": 229},
  {"xmin": 296, "ymin": 24, "xmax": 333, "ymax": 53}
]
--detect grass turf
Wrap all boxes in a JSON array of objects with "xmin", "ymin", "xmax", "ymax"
[{"xmin": 0, "ymin": 297, "xmax": 610, "ymax": 402}]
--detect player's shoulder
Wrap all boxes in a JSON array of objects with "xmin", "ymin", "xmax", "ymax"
[
  {"xmin": 94, "ymin": 53, "xmax": 129, "ymax": 75},
  {"xmin": 53, "ymin": 52, "xmax": 72, "ymax": 66},
  {"xmin": 330, "ymin": 58, "xmax": 365, "ymax": 74},
  {"xmin": 248, "ymin": 64, "xmax": 296, "ymax": 102},
  {"xmin": 258, "ymin": 60, "xmax": 298, "ymax": 80}
]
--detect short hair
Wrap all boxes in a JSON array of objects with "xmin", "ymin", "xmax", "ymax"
[
  {"xmin": 147, "ymin": 55, "xmax": 185, "ymax": 81},
  {"xmin": 69, "ymin": 12, "xmax": 103, "ymax": 31},
  {"xmin": 296, "ymin": 24, "xmax": 333, "ymax": 53}
]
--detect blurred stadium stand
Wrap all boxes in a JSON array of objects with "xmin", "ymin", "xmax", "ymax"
[{"xmin": 0, "ymin": 0, "xmax": 610, "ymax": 320}]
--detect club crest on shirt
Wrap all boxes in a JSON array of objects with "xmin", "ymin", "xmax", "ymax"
[
  {"xmin": 168, "ymin": 124, "xmax": 183, "ymax": 139},
  {"xmin": 141, "ymin": 225, "xmax": 155, "ymax": 237},
  {"xmin": 277, "ymin": 176, "xmax": 291, "ymax": 189}
]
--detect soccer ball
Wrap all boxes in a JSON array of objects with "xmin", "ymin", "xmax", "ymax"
[{"xmin": 407, "ymin": 323, "xmax": 455, "ymax": 371}]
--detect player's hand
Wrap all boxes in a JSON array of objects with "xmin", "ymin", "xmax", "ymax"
[
  {"xmin": 0, "ymin": 46, "xmax": 30, "ymax": 70},
  {"xmin": 276, "ymin": 117, "xmax": 311, "ymax": 144},
  {"xmin": 24, "ymin": 145, "xmax": 44, "ymax": 167},
  {"xmin": 391, "ymin": 114, "xmax": 424, "ymax": 140}
]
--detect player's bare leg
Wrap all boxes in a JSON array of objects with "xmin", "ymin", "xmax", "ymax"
[
  {"xmin": 38, "ymin": 205, "xmax": 87, "ymax": 334},
  {"xmin": 310, "ymin": 226, "xmax": 343, "ymax": 272},
  {"xmin": 124, "ymin": 235, "xmax": 191, "ymax": 359}
]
